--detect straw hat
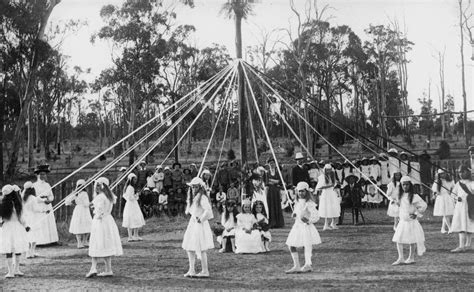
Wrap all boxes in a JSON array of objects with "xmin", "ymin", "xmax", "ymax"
[{"xmin": 295, "ymin": 152, "xmax": 304, "ymax": 160}]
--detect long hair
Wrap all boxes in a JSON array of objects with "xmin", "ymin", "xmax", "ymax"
[
  {"xmin": 398, "ymin": 182, "xmax": 414, "ymax": 204},
  {"xmin": 123, "ymin": 176, "xmax": 137, "ymax": 195},
  {"xmin": 392, "ymin": 173, "xmax": 401, "ymax": 185},
  {"xmin": 187, "ymin": 184, "xmax": 207, "ymax": 208},
  {"xmin": 97, "ymin": 183, "xmax": 116, "ymax": 203},
  {"xmin": 252, "ymin": 200, "xmax": 267, "ymax": 218},
  {"xmin": 224, "ymin": 201, "xmax": 239, "ymax": 223},
  {"xmin": 22, "ymin": 187, "xmax": 36, "ymax": 202},
  {"xmin": 437, "ymin": 174, "xmax": 443, "ymax": 193},
  {"xmin": 0, "ymin": 191, "xmax": 23, "ymax": 220},
  {"xmin": 324, "ymin": 170, "xmax": 335, "ymax": 185}
]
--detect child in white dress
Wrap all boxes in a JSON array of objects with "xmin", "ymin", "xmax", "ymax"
[
  {"xmin": 392, "ymin": 176, "xmax": 427, "ymax": 265},
  {"xmin": 65, "ymin": 179, "xmax": 92, "ymax": 248},
  {"xmin": 182, "ymin": 177, "xmax": 214, "ymax": 278},
  {"xmin": 235, "ymin": 199, "xmax": 263, "ymax": 254},
  {"xmin": 0, "ymin": 185, "xmax": 29, "ymax": 278},
  {"xmin": 432, "ymin": 169, "xmax": 455, "ymax": 233},
  {"xmin": 122, "ymin": 173, "xmax": 146, "ymax": 241},
  {"xmin": 387, "ymin": 172, "xmax": 402, "ymax": 230},
  {"xmin": 86, "ymin": 177, "xmax": 123, "ymax": 278},
  {"xmin": 22, "ymin": 182, "xmax": 48, "ymax": 258},
  {"xmin": 251, "ymin": 174, "xmax": 269, "ymax": 216},
  {"xmin": 316, "ymin": 164, "xmax": 341, "ymax": 230},
  {"xmin": 253, "ymin": 200, "xmax": 271, "ymax": 252},
  {"xmin": 450, "ymin": 165, "xmax": 474, "ymax": 252},
  {"xmin": 285, "ymin": 182, "xmax": 321, "ymax": 273},
  {"xmin": 219, "ymin": 200, "xmax": 238, "ymax": 253}
]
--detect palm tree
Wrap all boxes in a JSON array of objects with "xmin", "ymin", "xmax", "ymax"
[
  {"xmin": 221, "ymin": 0, "xmax": 255, "ymax": 168},
  {"xmin": 181, "ymin": 0, "xmax": 255, "ymax": 167}
]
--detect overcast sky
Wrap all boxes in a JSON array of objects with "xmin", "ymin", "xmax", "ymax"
[{"xmin": 49, "ymin": 0, "xmax": 473, "ymax": 115}]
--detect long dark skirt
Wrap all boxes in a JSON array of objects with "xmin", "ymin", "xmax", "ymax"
[{"xmin": 267, "ymin": 184, "xmax": 285, "ymax": 228}]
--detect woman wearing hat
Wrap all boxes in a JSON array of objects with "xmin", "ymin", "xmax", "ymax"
[
  {"xmin": 87, "ymin": 177, "xmax": 123, "ymax": 278},
  {"xmin": 432, "ymin": 169, "xmax": 455, "ymax": 233},
  {"xmin": 65, "ymin": 179, "xmax": 92, "ymax": 248},
  {"xmin": 122, "ymin": 173, "xmax": 146, "ymax": 242},
  {"xmin": 32, "ymin": 164, "xmax": 59, "ymax": 245},
  {"xmin": 266, "ymin": 158, "xmax": 285, "ymax": 228},
  {"xmin": 182, "ymin": 177, "xmax": 214, "ymax": 278},
  {"xmin": 450, "ymin": 165, "xmax": 474, "ymax": 252},
  {"xmin": 316, "ymin": 164, "xmax": 341, "ymax": 230},
  {"xmin": 392, "ymin": 176, "xmax": 427, "ymax": 265},
  {"xmin": 399, "ymin": 152, "xmax": 410, "ymax": 177}
]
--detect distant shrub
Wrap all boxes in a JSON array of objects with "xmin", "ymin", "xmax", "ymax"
[
  {"xmin": 436, "ymin": 140, "xmax": 451, "ymax": 160},
  {"xmin": 227, "ymin": 149, "xmax": 236, "ymax": 161}
]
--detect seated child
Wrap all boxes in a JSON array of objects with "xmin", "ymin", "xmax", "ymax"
[
  {"xmin": 157, "ymin": 190, "xmax": 168, "ymax": 216},
  {"xmin": 235, "ymin": 199, "xmax": 264, "ymax": 254},
  {"xmin": 252, "ymin": 200, "xmax": 271, "ymax": 252},
  {"xmin": 216, "ymin": 185, "xmax": 227, "ymax": 213},
  {"xmin": 219, "ymin": 200, "xmax": 239, "ymax": 253}
]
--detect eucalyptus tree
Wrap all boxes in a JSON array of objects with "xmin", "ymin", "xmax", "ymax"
[
  {"xmin": 95, "ymin": 0, "xmax": 198, "ymax": 164},
  {"xmin": 1, "ymin": 0, "xmax": 61, "ymax": 177}
]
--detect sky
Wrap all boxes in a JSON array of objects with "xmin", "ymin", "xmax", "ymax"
[{"xmin": 48, "ymin": 0, "xmax": 474, "ymax": 115}]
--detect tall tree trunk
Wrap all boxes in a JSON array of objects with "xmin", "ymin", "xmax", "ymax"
[
  {"xmin": 5, "ymin": 0, "xmax": 60, "ymax": 177},
  {"xmin": 27, "ymin": 103, "xmax": 34, "ymax": 171},
  {"xmin": 236, "ymin": 13, "xmax": 247, "ymax": 169},
  {"xmin": 0, "ymin": 76, "xmax": 5, "ymax": 183},
  {"xmin": 56, "ymin": 97, "xmax": 61, "ymax": 155},
  {"xmin": 459, "ymin": 0, "xmax": 468, "ymax": 146}
]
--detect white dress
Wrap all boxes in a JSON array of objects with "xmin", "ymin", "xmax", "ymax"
[
  {"xmin": 450, "ymin": 181, "xmax": 474, "ymax": 233},
  {"xmin": 432, "ymin": 180, "xmax": 455, "ymax": 216},
  {"xmin": 33, "ymin": 180, "xmax": 59, "ymax": 245},
  {"xmin": 88, "ymin": 193, "xmax": 123, "ymax": 257},
  {"xmin": 392, "ymin": 193, "xmax": 427, "ymax": 256},
  {"xmin": 386, "ymin": 182, "xmax": 400, "ymax": 218},
  {"xmin": 182, "ymin": 194, "xmax": 214, "ymax": 255},
  {"xmin": 370, "ymin": 164, "xmax": 381, "ymax": 184},
  {"xmin": 221, "ymin": 212, "xmax": 236, "ymax": 238},
  {"xmin": 0, "ymin": 208, "xmax": 29, "ymax": 254},
  {"xmin": 251, "ymin": 188, "xmax": 269, "ymax": 216},
  {"xmin": 316, "ymin": 175, "xmax": 341, "ymax": 218},
  {"xmin": 380, "ymin": 161, "xmax": 390, "ymax": 185},
  {"xmin": 234, "ymin": 213, "xmax": 263, "ymax": 254},
  {"xmin": 23, "ymin": 195, "xmax": 45, "ymax": 243},
  {"xmin": 122, "ymin": 186, "xmax": 145, "ymax": 229},
  {"xmin": 286, "ymin": 199, "xmax": 321, "ymax": 248},
  {"xmin": 256, "ymin": 213, "xmax": 271, "ymax": 242},
  {"xmin": 65, "ymin": 191, "xmax": 92, "ymax": 235}
]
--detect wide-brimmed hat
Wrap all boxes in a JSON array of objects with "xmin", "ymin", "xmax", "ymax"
[
  {"xmin": 400, "ymin": 176, "xmax": 412, "ymax": 183},
  {"xmin": 96, "ymin": 177, "xmax": 110, "ymax": 187},
  {"xmin": 201, "ymin": 169, "xmax": 211, "ymax": 176},
  {"xmin": 295, "ymin": 181, "xmax": 310, "ymax": 191},
  {"xmin": 250, "ymin": 172, "xmax": 262, "ymax": 181},
  {"xmin": 399, "ymin": 152, "xmax": 409, "ymax": 160},
  {"xmin": 23, "ymin": 181, "xmax": 33, "ymax": 190},
  {"xmin": 437, "ymin": 169, "xmax": 445, "ymax": 175},
  {"xmin": 2, "ymin": 184, "xmax": 14, "ymax": 196},
  {"xmin": 370, "ymin": 156, "xmax": 379, "ymax": 163},
  {"xmin": 119, "ymin": 166, "xmax": 127, "ymax": 172},
  {"xmin": 388, "ymin": 148, "xmax": 398, "ymax": 154},
  {"xmin": 344, "ymin": 173, "xmax": 359, "ymax": 182},
  {"xmin": 186, "ymin": 177, "xmax": 205, "ymax": 188},
  {"xmin": 139, "ymin": 160, "xmax": 147, "ymax": 165},
  {"xmin": 295, "ymin": 152, "xmax": 304, "ymax": 160},
  {"xmin": 378, "ymin": 153, "xmax": 389, "ymax": 161},
  {"xmin": 34, "ymin": 164, "xmax": 50, "ymax": 174},
  {"xmin": 323, "ymin": 164, "xmax": 333, "ymax": 170},
  {"xmin": 172, "ymin": 162, "xmax": 182, "ymax": 168},
  {"xmin": 76, "ymin": 179, "xmax": 86, "ymax": 187},
  {"xmin": 127, "ymin": 173, "xmax": 137, "ymax": 180}
]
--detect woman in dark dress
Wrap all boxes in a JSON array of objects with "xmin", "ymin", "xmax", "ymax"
[{"xmin": 266, "ymin": 158, "xmax": 285, "ymax": 228}]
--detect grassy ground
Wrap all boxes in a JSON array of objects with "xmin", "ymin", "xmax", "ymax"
[{"xmin": 1, "ymin": 207, "xmax": 473, "ymax": 291}]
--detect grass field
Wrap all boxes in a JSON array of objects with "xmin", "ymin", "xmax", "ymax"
[{"xmin": 1, "ymin": 207, "xmax": 473, "ymax": 291}]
